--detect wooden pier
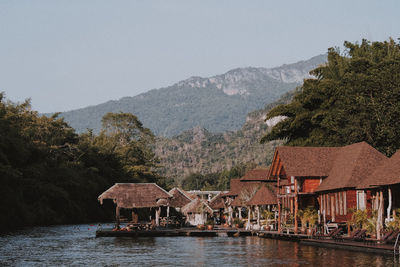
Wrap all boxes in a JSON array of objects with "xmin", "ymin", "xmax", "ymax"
[
  {"xmin": 95, "ymin": 228, "xmax": 255, "ymax": 238},
  {"xmin": 96, "ymin": 228, "xmax": 398, "ymax": 255}
]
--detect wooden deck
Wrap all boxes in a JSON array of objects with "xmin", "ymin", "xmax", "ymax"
[
  {"xmin": 95, "ymin": 228, "xmax": 255, "ymax": 238},
  {"xmin": 301, "ymin": 239, "xmax": 394, "ymax": 255},
  {"xmin": 96, "ymin": 228, "xmax": 398, "ymax": 255}
]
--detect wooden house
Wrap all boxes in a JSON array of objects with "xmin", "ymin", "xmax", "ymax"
[
  {"xmin": 269, "ymin": 142, "xmax": 386, "ymax": 233},
  {"xmin": 358, "ymin": 150, "xmax": 400, "ymax": 239},
  {"xmin": 269, "ymin": 146, "xmax": 339, "ymax": 232},
  {"xmin": 316, "ymin": 142, "xmax": 386, "ymax": 224}
]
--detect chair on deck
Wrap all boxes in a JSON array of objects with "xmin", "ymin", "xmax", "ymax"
[
  {"xmin": 315, "ymin": 227, "xmax": 342, "ymax": 240},
  {"xmin": 353, "ymin": 229, "xmax": 367, "ymax": 241},
  {"xmin": 342, "ymin": 229, "xmax": 360, "ymax": 240},
  {"xmin": 383, "ymin": 230, "xmax": 400, "ymax": 244}
]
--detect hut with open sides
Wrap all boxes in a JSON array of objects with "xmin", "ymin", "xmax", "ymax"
[
  {"xmin": 98, "ymin": 183, "xmax": 172, "ymax": 228},
  {"xmin": 222, "ymin": 168, "xmax": 275, "ymax": 227},
  {"xmin": 208, "ymin": 192, "xmax": 226, "ymax": 223},
  {"xmin": 358, "ymin": 150, "xmax": 400, "ymax": 240},
  {"xmin": 247, "ymin": 184, "xmax": 277, "ymax": 229},
  {"xmin": 181, "ymin": 198, "xmax": 213, "ymax": 226}
]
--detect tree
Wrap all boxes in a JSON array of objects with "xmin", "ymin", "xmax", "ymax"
[{"xmin": 261, "ymin": 39, "xmax": 400, "ymax": 156}]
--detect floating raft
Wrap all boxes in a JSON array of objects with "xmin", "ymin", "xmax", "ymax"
[{"xmin": 95, "ymin": 228, "xmax": 255, "ymax": 238}]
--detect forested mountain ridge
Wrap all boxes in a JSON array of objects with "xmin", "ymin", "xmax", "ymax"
[
  {"xmin": 154, "ymin": 91, "xmax": 294, "ymax": 184},
  {"xmin": 56, "ymin": 54, "xmax": 326, "ymax": 137}
]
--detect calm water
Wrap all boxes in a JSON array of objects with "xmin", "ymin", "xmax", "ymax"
[{"xmin": 0, "ymin": 224, "xmax": 398, "ymax": 266}]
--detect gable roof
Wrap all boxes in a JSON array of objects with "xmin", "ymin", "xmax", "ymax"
[
  {"xmin": 181, "ymin": 198, "xmax": 213, "ymax": 214},
  {"xmin": 231, "ymin": 183, "xmax": 261, "ymax": 207},
  {"xmin": 209, "ymin": 193, "xmax": 225, "ymax": 210},
  {"xmin": 240, "ymin": 168, "xmax": 271, "ymax": 181},
  {"xmin": 169, "ymin": 187, "xmax": 194, "ymax": 208},
  {"xmin": 358, "ymin": 150, "xmax": 400, "ymax": 188},
  {"xmin": 98, "ymin": 183, "xmax": 172, "ymax": 209},
  {"xmin": 247, "ymin": 185, "xmax": 277, "ymax": 206},
  {"xmin": 316, "ymin": 142, "xmax": 387, "ymax": 192},
  {"xmin": 223, "ymin": 178, "xmax": 242, "ymax": 197},
  {"xmin": 275, "ymin": 146, "xmax": 340, "ymax": 177}
]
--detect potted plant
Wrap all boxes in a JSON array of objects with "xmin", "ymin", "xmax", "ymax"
[
  {"xmin": 197, "ymin": 224, "xmax": 205, "ymax": 230},
  {"xmin": 205, "ymin": 220, "xmax": 215, "ymax": 230},
  {"xmin": 297, "ymin": 209, "xmax": 308, "ymax": 234},
  {"xmin": 233, "ymin": 218, "xmax": 243, "ymax": 228},
  {"xmin": 306, "ymin": 207, "xmax": 318, "ymax": 236},
  {"xmin": 262, "ymin": 210, "xmax": 275, "ymax": 231}
]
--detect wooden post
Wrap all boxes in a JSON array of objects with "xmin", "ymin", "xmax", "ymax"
[
  {"xmin": 166, "ymin": 206, "xmax": 170, "ymax": 228},
  {"xmin": 116, "ymin": 205, "xmax": 120, "ymax": 228},
  {"xmin": 238, "ymin": 207, "xmax": 242, "ymax": 219},
  {"xmin": 377, "ymin": 191, "xmax": 384, "ymax": 240},
  {"xmin": 294, "ymin": 178, "xmax": 298, "ymax": 234},
  {"xmin": 132, "ymin": 209, "xmax": 138, "ymax": 223},
  {"xmin": 228, "ymin": 206, "xmax": 233, "ymax": 225},
  {"xmin": 278, "ymin": 198, "xmax": 281, "ymax": 233},
  {"xmin": 246, "ymin": 207, "xmax": 251, "ymax": 230},
  {"xmin": 156, "ymin": 207, "xmax": 160, "ymax": 226},
  {"xmin": 331, "ymin": 194, "xmax": 335, "ymax": 222},
  {"xmin": 256, "ymin": 206, "xmax": 260, "ymax": 226},
  {"xmin": 387, "ymin": 187, "xmax": 392, "ymax": 222}
]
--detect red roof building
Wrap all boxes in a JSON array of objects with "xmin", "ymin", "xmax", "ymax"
[{"xmin": 268, "ymin": 142, "xmax": 387, "ymax": 232}]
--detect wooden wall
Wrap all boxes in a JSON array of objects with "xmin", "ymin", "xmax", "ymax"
[{"xmin": 302, "ymin": 178, "xmax": 321, "ymax": 193}]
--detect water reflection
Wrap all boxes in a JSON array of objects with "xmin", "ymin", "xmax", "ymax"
[{"xmin": 0, "ymin": 225, "xmax": 397, "ymax": 266}]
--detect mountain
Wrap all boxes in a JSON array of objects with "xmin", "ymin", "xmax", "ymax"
[
  {"xmin": 57, "ymin": 54, "xmax": 326, "ymax": 137},
  {"xmin": 154, "ymin": 91, "xmax": 294, "ymax": 183}
]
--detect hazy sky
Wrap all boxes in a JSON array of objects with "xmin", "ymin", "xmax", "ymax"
[{"xmin": 1, "ymin": 0, "xmax": 399, "ymax": 113}]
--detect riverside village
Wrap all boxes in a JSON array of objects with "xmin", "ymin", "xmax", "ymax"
[{"xmin": 96, "ymin": 141, "xmax": 400, "ymax": 255}]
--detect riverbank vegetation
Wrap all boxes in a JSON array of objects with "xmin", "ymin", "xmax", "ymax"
[{"xmin": 0, "ymin": 96, "xmax": 163, "ymax": 230}]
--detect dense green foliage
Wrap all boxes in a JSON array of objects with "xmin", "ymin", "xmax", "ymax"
[
  {"xmin": 0, "ymin": 96, "xmax": 160, "ymax": 230},
  {"xmin": 262, "ymin": 39, "xmax": 400, "ymax": 156},
  {"xmin": 57, "ymin": 55, "xmax": 325, "ymax": 136},
  {"xmin": 155, "ymin": 91, "xmax": 293, "ymax": 183},
  {"xmin": 181, "ymin": 163, "xmax": 252, "ymax": 191}
]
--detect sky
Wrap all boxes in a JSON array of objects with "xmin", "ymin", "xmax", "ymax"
[{"xmin": 0, "ymin": 0, "xmax": 399, "ymax": 113}]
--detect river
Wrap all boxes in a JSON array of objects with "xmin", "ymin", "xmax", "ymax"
[{"xmin": 0, "ymin": 224, "xmax": 398, "ymax": 266}]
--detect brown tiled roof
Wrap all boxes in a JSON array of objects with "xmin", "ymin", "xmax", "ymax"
[
  {"xmin": 98, "ymin": 183, "xmax": 172, "ymax": 208},
  {"xmin": 223, "ymin": 179, "xmax": 242, "ymax": 197},
  {"xmin": 240, "ymin": 168, "xmax": 270, "ymax": 181},
  {"xmin": 317, "ymin": 142, "xmax": 387, "ymax": 192},
  {"xmin": 276, "ymin": 146, "xmax": 340, "ymax": 177},
  {"xmin": 209, "ymin": 193, "xmax": 225, "ymax": 210},
  {"xmin": 358, "ymin": 150, "xmax": 400, "ymax": 188},
  {"xmin": 181, "ymin": 198, "xmax": 213, "ymax": 214},
  {"xmin": 247, "ymin": 185, "xmax": 277, "ymax": 206},
  {"xmin": 169, "ymin": 187, "xmax": 194, "ymax": 208},
  {"xmin": 231, "ymin": 183, "xmax": 261, "ymax": 207}
]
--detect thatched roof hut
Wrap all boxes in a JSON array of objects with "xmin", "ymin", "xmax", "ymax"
[
  {"xmin": 98, "ymin": 183, "xmax": 172, "ymax": 208},
  {"xmin": 181, "ymin": 198, "xmax": 213, "ymax": 215},
  {"xmin": 169, "ymin": 187, "xmax": 194, "ymax": 208},
  {"xmin": 247, "ymin": 185, "xmax": 277, "ymax": 206},
  {"xmin": 209, "ymin": 193, "xmax": 225, "ymax": 210}
]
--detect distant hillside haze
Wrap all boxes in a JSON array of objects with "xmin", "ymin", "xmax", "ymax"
[{"xmin": 56, "ymin": 54, "xmax": 326, "ymax": 137}]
